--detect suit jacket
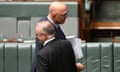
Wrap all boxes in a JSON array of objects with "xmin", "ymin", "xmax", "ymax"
[
  {"xmin": 37, "ymin": 39, "xmax": 77, "ymax": 72},
  {"xmin": 31, "ymin": 17, "xmax": 66, "ymax": 72}
]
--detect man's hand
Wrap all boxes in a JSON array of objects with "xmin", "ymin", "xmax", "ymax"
[{"xmin": 76, "ymin": 63, "xmax": 85, "ymax": 72}]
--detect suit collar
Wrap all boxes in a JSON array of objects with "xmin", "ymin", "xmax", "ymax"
[
  {"xmin": 47, "ymin": 16, "xmax": 55, "ymax": 24},
  {"xmin": 44, "ymin": 38, "xmax": 57, "ymax": 47},
  {"xmin": 43, "ymin": 37, "xmax": 55, "ymax": 46},
  {"xmin": 47, "ymin": 16, "xmax": 60, "ymax": 29}
]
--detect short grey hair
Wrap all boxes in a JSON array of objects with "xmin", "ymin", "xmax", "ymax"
[
  {"xmin": 40, "ymin": 20, "xmax": 55, "ymax": 36},
  {"xmin": 42, "ymin": 25, "xmax": 55, "ymax": 35}
]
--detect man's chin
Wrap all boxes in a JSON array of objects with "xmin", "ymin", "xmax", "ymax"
[{"xmin": 60, "ymin": 22, "xmax": 65, "ymax": 24}]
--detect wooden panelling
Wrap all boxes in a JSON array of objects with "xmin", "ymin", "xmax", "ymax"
[
  {"xmin": 1, "ymin": 0, "xmax": 77, "ymax": 1},
  {"xmin": 78, "ymin": 0, "xmax": 86, "ymax": 40},
  {"xmin": 90, "ymin": 22, "xmax": 120, "ymax": 30}
]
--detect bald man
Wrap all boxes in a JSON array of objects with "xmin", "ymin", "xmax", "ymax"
[
  {"xmin": 48, "ymin": 1, "xmax": 68, "ymax": 24},
  {"xmin": 32, "ymin": 1, "xmax": 84, "ymax": 72}
]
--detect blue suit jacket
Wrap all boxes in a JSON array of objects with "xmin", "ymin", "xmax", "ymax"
[{"xmin": 31, "ymin": 17, "xmax": 66, "ymax": 72}]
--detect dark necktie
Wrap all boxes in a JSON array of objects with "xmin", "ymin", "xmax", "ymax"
[
  {"xmin": 47, "ymin": 20, "xmax": 66, "ymax": 39},
  {"xmin": 56, "ymin": 25, "xmax": 66, "ymax": 39}
]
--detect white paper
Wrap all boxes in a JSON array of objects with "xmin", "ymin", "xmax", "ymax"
[{"xmin": 66, "ymin": 35, "xmax": 83, "ymax": 59}]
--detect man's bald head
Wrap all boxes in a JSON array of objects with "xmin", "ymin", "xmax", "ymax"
[
  {"xmin": 48, "ymin": 1, "xmax": 68, "ymax": 24},
  {"xmin": 49, "ymin": 1, "xmax": 68, "ymax": 14}
]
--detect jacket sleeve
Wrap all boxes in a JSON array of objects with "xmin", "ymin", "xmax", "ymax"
[{"xmin": 36, "ymin": 51, "xmax": 49, "ymax": 72}]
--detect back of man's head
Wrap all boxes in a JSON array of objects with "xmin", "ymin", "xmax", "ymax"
[
  {"xmin": 48, "ymin": 1, "xmax": 68, "ymax": 24},
  {"xmin": 36, "ymin": 20, "xmax": 55, "ymax": 36},
  {"xmin": 49, "ymin": 1, "xmax": 68, "ymax": 14},
  {"xmin": 35, "ymin": 20, "xmax": 55, "ymax": 42}
]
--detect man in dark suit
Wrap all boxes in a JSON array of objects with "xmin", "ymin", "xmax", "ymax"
[
  {"xmin": 36, "ymin": 20, "xmax": 77, "ymax": 72},
  {"xmin": 31, "ymin": 1, "xmax": 84, "ymax": 72}
]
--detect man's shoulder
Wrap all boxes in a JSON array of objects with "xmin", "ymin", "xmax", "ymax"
[
  {"xmin": 58, "ymin": 39, "xmax": 70, "ymax": 43},
  {"xmin": 39, "ymin": 16, "xmax": 48, "ymax": 22},
  {"xmin": 54, "ymin": 39, "xmax": 71, "ymax": 46},
  {"xmin": 46, "ymin": 39, "xmax": 70, "ymax": 46},
  {"xmin": 38, "ymin": 39, "xmax": 72, "ymax": 55}
]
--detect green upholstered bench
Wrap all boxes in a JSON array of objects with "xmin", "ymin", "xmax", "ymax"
[
  {"xmin": 0, "ymin": 43, "xmax": 4, "ymax": 72},
  {"xmin": 113, "ymin": 43, "xmax": 120, "ymax": 72},
  {"xmin": 0, "ymin": 43, "xmax": 34, "ymax": 72},
  {"xmin": 18, "ymin": 43, "xmax": 32, "ymax": 72},
  {"xmin": 78, "ymin": 42, "xmax": 114, "ymax": 72},
  {"xmin": 0, "ymin": 42, "xmax": 120, "ymax": 72},
  {"xmin": 4, "ymin": 43, "xmax": 18, "ymax": 72}
]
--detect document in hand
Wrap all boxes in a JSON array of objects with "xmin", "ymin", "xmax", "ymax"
[{"xmin": 66, "ymin": 35, "xmax": 83, "ymax": 59}]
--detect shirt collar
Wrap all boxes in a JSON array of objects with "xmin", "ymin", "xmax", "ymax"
[
  {"xmin": 47, "ymin": 16, "xmax": 55, "ymax": 24},
  {"xmin": 43, "ymin": 37, "xmax": 55, "ymax": 46},
  {"xmin": 47, "ymin": 16, "xmax": 60, "ymax": 28}
]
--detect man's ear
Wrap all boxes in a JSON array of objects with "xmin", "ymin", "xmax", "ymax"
[
  {"xmin": 43, "ymin": 33, "xmax": 48, "ymax": 40},
  {"xmin": 51, "ymin": 10, "xmax": 56, "ymax": 17}
]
